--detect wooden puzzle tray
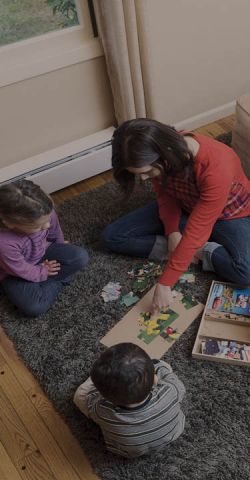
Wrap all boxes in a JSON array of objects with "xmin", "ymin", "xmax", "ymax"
[{"xmin": 192, "ymin": 281, "xmax": 250, "ymax": 367}]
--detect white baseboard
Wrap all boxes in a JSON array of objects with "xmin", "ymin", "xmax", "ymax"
[
  {"xmin": 0, "ymin": 127, "xmax": 114, "ymax": 193},
  {"xmin": 174, "ymin": 101, "xmax": 236, "ymax": 131},
  {"xmin": 27, "ymin": 143, "xmax": 112, "ymax": 194}
]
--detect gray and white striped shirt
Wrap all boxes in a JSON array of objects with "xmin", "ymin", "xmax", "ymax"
[{"xmin": 74, "ymin": 360, "xmax": 186, "ymax": 457}]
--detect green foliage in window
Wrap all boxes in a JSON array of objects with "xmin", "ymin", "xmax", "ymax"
[{"xmin": 47, "ymin": 0, "xmax": 78, "ymax": 26}]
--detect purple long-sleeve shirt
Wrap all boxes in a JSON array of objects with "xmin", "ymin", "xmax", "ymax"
[{"xmin": 0, "ymin": 210, "xmax": 64, "ymax": 282}]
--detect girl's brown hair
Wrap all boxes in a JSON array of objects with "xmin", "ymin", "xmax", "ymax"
[
  {"xmin": 111, "ymin": 118, "xmax": 194, "ymax": 194},
  {"xmin": 0, "ymin": 179, "xmax": 53, "ymax": 224}
]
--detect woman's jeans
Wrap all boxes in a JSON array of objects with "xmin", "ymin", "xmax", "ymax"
[
  {"xmin": 1, "ymin": 243, "xmax": 89, "ymax": 316},
  {"xmin": 101, "ymin": 201, "xmax": 250, "ymax": 286}
]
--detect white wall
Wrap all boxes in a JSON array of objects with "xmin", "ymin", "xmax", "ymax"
[
  {"xmin": 0, "ymin": 57, "xmax": 115, "ymax": 168},
  {"xmin": 139, "ymin": 0, "xmax": 250, "ymax": 125}
]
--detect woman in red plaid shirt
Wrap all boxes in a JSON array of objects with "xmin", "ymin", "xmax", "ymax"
[{"xmin": 102, "ymin": 119, "xmax": 250, "ymax": 313}]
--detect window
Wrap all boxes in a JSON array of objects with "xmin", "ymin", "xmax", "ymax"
[
  {"xmin": 0, "ymin": 1, "xmax": 80, "ymax": 47},
  {"xmin": 0, "ymin": 0, "xmax": 102, "ymax": 87}
]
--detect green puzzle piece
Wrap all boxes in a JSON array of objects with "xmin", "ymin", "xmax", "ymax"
[
  {"xmin": 137, "ymin": 309, "xmax": 179, "ymax": 344},
  {"xmin": 132, "ymin": 277, "xmax": 149, "ymax": 293},
  {"xmin": 181, "ymin": 295, "xmax": 198, "ymax": 310}
]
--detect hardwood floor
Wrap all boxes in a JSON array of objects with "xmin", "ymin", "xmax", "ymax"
[{"xmin": 0, "ymin": 115, "xmax": 234, "ymax": 479}]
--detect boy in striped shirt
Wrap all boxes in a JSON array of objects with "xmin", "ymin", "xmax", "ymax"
[{"xmin": 74, "ymin": 342, "xmax": 185, "ymax": 457}]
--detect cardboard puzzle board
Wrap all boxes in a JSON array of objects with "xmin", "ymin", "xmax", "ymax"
[{"xmin": 101, "ymin": 285, "xmax": 204, "ymax": 358}]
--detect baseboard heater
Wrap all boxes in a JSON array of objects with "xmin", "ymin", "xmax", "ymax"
[{"xmin": 0, "ymin": 126, "xmax": 115, "ymax": 193}]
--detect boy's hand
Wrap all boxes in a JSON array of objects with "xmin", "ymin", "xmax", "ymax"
[
  {"xmin": 151, "ymin": 284, "xmax": 173, "ymax": 317},
  {"xmin": 42, "ymin": 259, "xmax": 61, "ymax": 276}
]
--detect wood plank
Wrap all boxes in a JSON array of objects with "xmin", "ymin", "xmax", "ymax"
[
  {"xmin": 0, "ymin": 331, "xmax": 98, "ymax": 480},
  {"xmin": 27, "ymin": 395, "xmax": 98, "ymax": 480},
  {"xmin": 194, "ymin": 114, "xmax": 235, "ymax": 136},
  {"xmin": 217, "ymin": 114, "xmax": 235, "ymax": 129},
  {"xmin": 0, "ymin": 386, "xmax": 56, "ymax": 480},
  {"xmin": 0, "ymin": 328, "xmax": 44, "ymax": 393},
  {"xmin": 193, "ymin": 123, "xmax": 226, "ymax": 137},
  {"xmin": 20, "ymin": 450, "xmax": 57, "ymax": 480},
  {"xmin": 0, "ymin": 354, "xmax": 95, "ymax": 480},
  {"xmin": 52, "ymin": 170, "xmax": 113, "ymax": 205},
  {"xmin": 0, "ymin": 442, "xmax": 23, "ymax": 480},
  {"xmin": 0, "ymin": 376, "xmax": 37, "ymax": 459}
]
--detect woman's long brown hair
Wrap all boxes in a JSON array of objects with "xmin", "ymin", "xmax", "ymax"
[{"xmin": 111, "ymin": 118, "xmax": 194, "ymax": 195}]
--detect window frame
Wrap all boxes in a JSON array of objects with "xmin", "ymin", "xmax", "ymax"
[{"xmin": 0, "ymin": 0, "xmax": 102, "ymax": 88}]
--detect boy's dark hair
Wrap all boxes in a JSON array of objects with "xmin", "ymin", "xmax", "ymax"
[
  {"xmin": 0, "ymin": 179, "xmax": 53, "ymax": 224},
  {"xmin": 91, "ymin": 343, "xmax": 155, "ymax": 406},
  {"xmin": 111, "ymin": 118, "xmax": 194, "ymax": 195}
]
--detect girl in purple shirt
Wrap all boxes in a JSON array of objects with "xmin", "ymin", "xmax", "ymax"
[{"xmin": 0, "ymin": 180, "xmax": 88, "ymax": 316}]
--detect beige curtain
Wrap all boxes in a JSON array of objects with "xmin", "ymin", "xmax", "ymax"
[{"xmin": 93, "ymin": 0, "xmax": 147, "ymax": 124}]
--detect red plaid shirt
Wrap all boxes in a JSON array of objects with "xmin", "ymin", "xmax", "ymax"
[{"xmin": 153, "ymin": 133, "xmax": 250, "ymax": 286}]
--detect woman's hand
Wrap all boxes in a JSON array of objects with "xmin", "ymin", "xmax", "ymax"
[
  {"xmin": 151, "ymin": 283, "xmax": 173, "ymax": 317},
  {"xmin": 42, "ymin": 259, "xmax": 61, "ymax": 276},
  {"xmin": 168, "ymin": 231, "xmax": 182, "ymax": 255}
]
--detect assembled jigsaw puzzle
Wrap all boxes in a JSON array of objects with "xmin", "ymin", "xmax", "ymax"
[
  {"xmin": 101, "ymin": 285, "xmax": 203, "ymax": 358},
  {"xmin": 137, "ymin": 310, "xmax": 180, "ymax": 344}
]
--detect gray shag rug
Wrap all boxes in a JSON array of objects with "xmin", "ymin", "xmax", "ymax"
[{"xmin": 1, "ymin": 132, "xmax": 250, "ymax": 480}]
